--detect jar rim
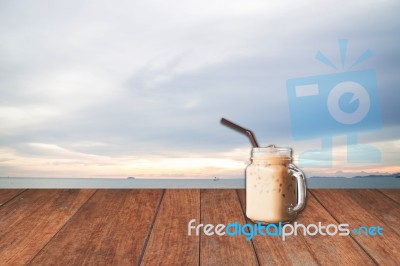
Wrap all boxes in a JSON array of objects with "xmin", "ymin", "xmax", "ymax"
[{"xmin": 251, "ymin": 145, "xmax": 292, "ymax": 157}]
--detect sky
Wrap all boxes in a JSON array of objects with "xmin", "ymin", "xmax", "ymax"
[{"xmin": 0, "ymin": 0, "xmax": 399, "ymax": 178}]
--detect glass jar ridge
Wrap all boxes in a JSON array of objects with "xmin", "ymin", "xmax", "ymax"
[{"xmin": 250, "ymin": 146, "xmax": 292, "ymax": 164}]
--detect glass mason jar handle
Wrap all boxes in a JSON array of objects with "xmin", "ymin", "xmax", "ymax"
[{"xmin": 288, "ymin": 163, "xmax": 306, "ymax": 213}]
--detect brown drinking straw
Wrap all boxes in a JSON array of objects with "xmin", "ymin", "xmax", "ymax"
[{"xmin": 221, "ymin": 118, "xmax": 259, "ymax": 148}]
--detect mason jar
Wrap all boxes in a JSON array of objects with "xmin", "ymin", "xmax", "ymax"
[{"xmin": 246, "ymin": 146, "xmax": 306, "ymax": 224}]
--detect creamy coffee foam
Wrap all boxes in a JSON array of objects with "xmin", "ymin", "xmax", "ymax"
[{"xmin": 246, "ymin": 155, "xmax": 297, "ymax": 224}]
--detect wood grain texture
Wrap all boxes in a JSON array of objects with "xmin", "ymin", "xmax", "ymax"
[
  {"xmin": 297, "ymin": 192, "xmax": 375, "ymax": 265},
  {"xmin": 237, "ymin": 189, "xmax": 318, "ymax": 265},
  {"xmin": 0, "ymin": 189, "xmax": 95, "ymax": 265},
  {"xmin": 340, "ymin": 189, "xmax": 400, "ymax": 235},
  {"xmin": 237, "ymin": 190, "xmax": 374, "ymax": 266},
  {"xmin": 200, "ymin": 189, "xmax": 258, "ymax": 266},
  {"xmin": 29, "ymin": 189, "xmax": 163, "ymax": 266},
  {"xmin": 312, "ymin": 189, "xmax": 400, "ymax": 265},
  {"xmin": 1, "ymin": 189, "xmax": 398, "ymax": 265},
  {"xmin": 0, "ymin": 189, "xmax": 25, "ymax": 206},
  {"xmin": 141, "ymin": 189, "xmax": 200, "ymax": 266},
  {"xmin": 379, "ymin": 189, "xmax": 400, "ymax": 204}
]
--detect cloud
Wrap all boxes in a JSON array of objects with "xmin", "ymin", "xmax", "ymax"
[{"xmin": 0, "ymin": 0, "xmax": 399, "ymax": 177}]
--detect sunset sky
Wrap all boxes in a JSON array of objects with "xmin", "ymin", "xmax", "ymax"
[{"xmin": 1, "ymin": 0, "xmax": 399, "ymax": 178}]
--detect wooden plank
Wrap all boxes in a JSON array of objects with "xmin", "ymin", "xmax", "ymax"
[
  {"xmin": 0, "ymin": 189, "xmax": 95, "ymax": 265},
  {"xmin": 237, "ymin": 189, "xmax": 317, "ymax": 265},
  {"xmin": 339, "ymin": 189, "xmax": 400, "ymax": 235},
  {"xmin": 141, "ymin": 189, "xmax": 200, "ymax": 266},
  {"xmin": 379, "ymin": 189, "xmax": 400, "ymax": 204},
  {"xmin": 297, "ymin": 192, "xmax": 375, "ymax": 265},
  {"xmin": 237, "ymin": 190, "xmax": 373, "ymax": 265},
  {"xmin": 30, "ymin": 189, "xmax": 163, "ymax": 265},
  {"xmin": 200, "ymin": 189, "xmax": 258, "ymax": 266},
  {"xmin": 312, "ymin": 189, "xmax": 400, "ymax": 265},
  {"xmin": 0, "ymin": 189, "xmax": 25, "ymax": 206}
]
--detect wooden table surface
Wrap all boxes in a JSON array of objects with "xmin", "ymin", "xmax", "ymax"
[{"xmin": 0, "ymin": 189, "xmax": 399, "ymax": 265}]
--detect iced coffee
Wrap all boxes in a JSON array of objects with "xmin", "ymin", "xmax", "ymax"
[{"xmin": 246, "ymin": 146, "xmax": 306, "ymax": 224}]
